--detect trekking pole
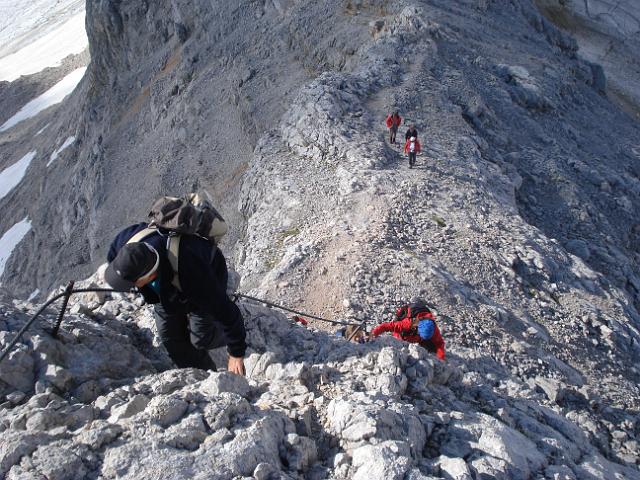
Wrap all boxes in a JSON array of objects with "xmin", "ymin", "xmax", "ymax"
[
  {"xmin": 0, "ymin": 286, "xmax": 117, "ymax": 365},
  {"xmin": 51, "ymin": 281, "xmax": 74, "ymax": 338}
]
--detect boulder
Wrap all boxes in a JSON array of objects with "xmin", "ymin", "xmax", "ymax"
[{"xmin": 350, "ymin": 440, "xmax": 412, "ymax": 480}]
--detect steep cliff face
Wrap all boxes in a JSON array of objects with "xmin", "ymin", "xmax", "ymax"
[
  {"xmin": 0, "ymin": 0, "xmax": 372, "ymax": 297},
  {"xmin": 535, "ymin": 0, "xmax": 640, "ymax": 116}
]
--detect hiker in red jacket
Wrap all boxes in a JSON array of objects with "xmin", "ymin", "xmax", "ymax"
[
  {"xmin": 385, "ymin": 111, "xmax": 402, "ymax": 144},
  {"xmin": 404, "ymin": 136, "xmax": 421, "ymax": 168},
  {"xmin": 371, "ymin": 301, "xmax": 445, "ymax": 360}
]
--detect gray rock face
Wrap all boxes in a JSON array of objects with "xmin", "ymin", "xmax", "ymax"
[
  {"xmin": 535, "ymin": 0, "xmax": 640, "ymax": 115},
  {"xmin": 1, "ymin": 282, "xmax": 638, "ymax": 478},
  {"xmin": 0, "ymin": 0, "xmax": 374, "ymax": 298},
  {"xmin": 351, "ymin": 440, "xmax": 413, "ymax": 480},
  {"xmin": 0, "ymin": 0, "xmax": 640, "ymax": 478}
]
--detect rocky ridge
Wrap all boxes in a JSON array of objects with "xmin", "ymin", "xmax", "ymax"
[
  {"xmin": 236, "ymin": 0, "xmax": 640, "ymax": 474},
  {"xmin": 238, "ymin": 0, "xmax": 640, "ymax": 401},
  {"xmin": 0, "ymin": 0, "xmax": 639, "ymax": 479}
]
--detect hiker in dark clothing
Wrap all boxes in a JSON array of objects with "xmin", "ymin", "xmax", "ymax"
[
  {"xmin": 405, "ymin": 124, "xmax": 418, "ymax": 141},
  {"xmin": 386, "ymin": 111, "xmax": 402, "ymax": 144},
  {"xmin": 105, "ymin": 223, "xmax": 247, "ymax": 375}
]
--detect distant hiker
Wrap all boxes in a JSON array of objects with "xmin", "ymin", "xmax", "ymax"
[
  {"xmin": 405, "ymin": 124, "xmax": 418, "ymax": 141},
  {"xmin": 404, "ymin": 136, "xmax": 421, "ymax": 168},
  {"xmin": 385, "ymin": 111, "xmax": 402, "ymax": 144},
  {"xmin": 370, "ymin": 301, "xmax": 445, "ymax": 360},
  {"xmin": 105, "ymin": 195, "xmax": 246, "ymax": 375},
  {"xmin": 336, "ymin": 324, "xmax": 368, "ymax": 344}
]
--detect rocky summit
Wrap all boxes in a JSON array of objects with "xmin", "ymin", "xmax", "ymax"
[{"xmin": 0, "ymin": 0, "xmax": 639, "ymax": 479}]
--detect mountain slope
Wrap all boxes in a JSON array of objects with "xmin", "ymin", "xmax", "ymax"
[
  {"xmin": 0, "ymin": 0, "xmax": 639, "ymax": 477},
  {"xmin": 0, "ymin": 0, "xmax": 380, "ymax": 298},
  {"xmin": 236, "ymin": 0, "xmax": 640, "ymax": 468},
  {"xmin": 535, "ymin": 0, "xmax": 640, "ymax": 118}
]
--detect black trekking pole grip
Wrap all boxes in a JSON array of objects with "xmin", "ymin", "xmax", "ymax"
[{"xmin": 51, "ymin": 281, "xmax": 75, "ymax": 338}]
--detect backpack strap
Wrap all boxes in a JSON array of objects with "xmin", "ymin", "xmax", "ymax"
[
  {"xmin": 126, "ymin": 227, "xmax": 157, "ymax": 244},
  {"xmin": 167, "ymin": 235, "xmax": 182, "ymax": 291}
]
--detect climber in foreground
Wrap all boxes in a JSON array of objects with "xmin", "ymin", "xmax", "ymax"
[
  {"xmin": 104, "ymin": 194, "xmax": 247, "ymax": 375},
  {"xmin": 385, "ymin": 111, "xmax": 402, "ymax": 144},
  {"xmin": 404, "ymin": 135, "xmax": 421, "ymax": 168},
  {"xmin": 370, "ymin": 301, "xmax": 445, "ymax": 360}
]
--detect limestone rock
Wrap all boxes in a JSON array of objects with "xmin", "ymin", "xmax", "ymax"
[
  {"xmin": 350, "ymin": 441, "xmax": 412, "ymax": 480},
  {"xmin": 199, "ymin": 371, "xmax": 251, "ymax": 398}
]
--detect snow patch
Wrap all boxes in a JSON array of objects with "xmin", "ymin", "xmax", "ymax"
[
  {"xmin": 0, "ymin": 217, "xmax": 32, "ymax": 279},
  {"xmin": 27, "ymin": 288, "xmax": 40, "ymax": 301},
  {"xmin": 0, "ymin": 0, "xmax": 84, "ymax": 57},
  {"xmin": 35, "ymin": 123, "xmax": 50, "ymax": 136},
  {"xmin": 0, "ymin": 12, "xmax": 87, "ymax": 82},
  {"xmin": 47, "ymin": 136, "xmax": 75, "ymax": 167},
  {"xmin": 0, "ymin": 67, "xmax": 86, "ymax": 132},
  {"xmin": 0, "ymin": 150, "xmax": 36, "ymax": 202}
]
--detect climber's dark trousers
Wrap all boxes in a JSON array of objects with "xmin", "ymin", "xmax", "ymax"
[
  {"xmin": 390, "ymin": 125, "xmax": 398, "ymax": 143},
  {"xmin": 154, "ymin": 304, "xmax": 225, "ymax": 370}
]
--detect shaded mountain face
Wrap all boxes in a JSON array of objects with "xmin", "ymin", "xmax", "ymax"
[
  {"xmin": 534, "ymin": 0, "xmax": 640, "ymax": 117},
  {"xmin": 0, "ymin": 0, "xmax": 371, "ymax": 296}
]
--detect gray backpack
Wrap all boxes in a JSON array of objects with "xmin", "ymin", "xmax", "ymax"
[
  {"xmin": 127, "ymin": 193, "xmax": 228, "ymax": 290},
  {"xmin": 147, "ymin": 193, "xmax": 228, "ymax": 244}
]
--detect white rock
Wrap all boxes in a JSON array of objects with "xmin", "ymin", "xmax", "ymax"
[
  {"xmin": 437, "ymin": 455, "xmax": 473, "ymax": 480},
  {"xmin": 351, "ymin": 440, "xmax": 412, "ymax": 480},
  {"xmin": 42, "ymin": 364, "xmax": 73, "ymax": 391},
  {"xmin": 476, "ymin": 416, "xmax": 547, "ymax": 477},
  {"xmin": 108, "ymin": 394, "xmax": 150, "ymax": 422},
  {"xmin": 253, "ymin": 462, "xmax": 277, "ymax": 480},
  {"xmin": 545, "ymin": 464, "xmax": 577, "ymax": 480},
  {"xmin": 143, "ymin": 395, "xmax": 189, "ymax": 427},
  {"xmin": 199, "ymin": 371, "xmax": 251, "ymax": 398},
  {"xmin": 6, "ymin": 391, "xmax": 25, "ymax": 404},
  {"xmin": 0, "ymin": 431, "xmax": 52, "ymax": 476},
  {"xmin": 574, "ymin": 453, "xmax": 640, "ymax": 480},
  {"xmin": 74, "ymin": 421, "xmax": 123, "ymax": 449}
]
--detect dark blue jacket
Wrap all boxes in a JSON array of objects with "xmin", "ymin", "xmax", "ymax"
[{"xmin": 107, "ymin": 223, "xmax": 246, "ymax": 357}]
